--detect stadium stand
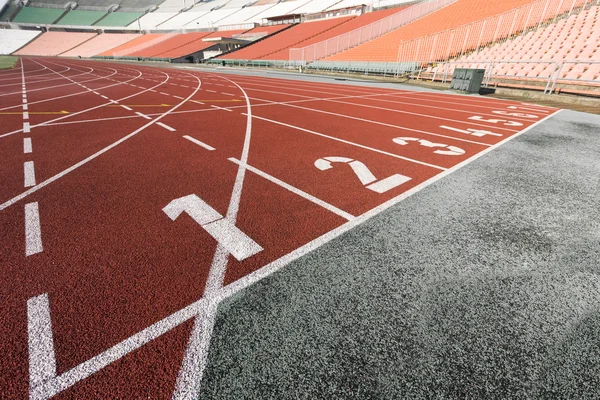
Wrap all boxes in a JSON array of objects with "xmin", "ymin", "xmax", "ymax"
[
  {"xmin": 57, "ymin": 10, "xmax": 107, "ymax": 25},
  {"xmin": 172, "ymin": 7, "xmax": 242, "ymax": 28},
  {"xmin": 0, "ymin": 29, "xmax": 41, "ymax": 54},
  {"xmin": 248, "ymin": 0, "xmax": 311, "ymax": 21},
  {"xmin": 220, "ymin": 16, "xmax": 353, "ymax": 60},
  {"xmin": 433, "ymin": 4, "xmax": 600, "ymax": 86},
  {"xmin": 292, "ymin": 0, "xmax": 342, "ymax": 14},
  {"xmin": 94, "ymin": 11, "xmax": 143, "ymax": 26},
  {"xmin": 133, "ymin": 11, "xmax": 176, "ymax": 29},
  {"xmin": 14, "ymin": 31, "xmax": 97, "ymax": 56},
  {"xmin": 327, "ymin": 0, "xmax": 545, "ymax": 62},
  {"xmin": 12, "ymin": 7, "xmax": 65, "ymax": 24},
  {"xmin": 215, "ymin": 5, "xmax": 273, "ymax": 26},
  {"xmin": 60, "ymin": 33, "xmax": 141, "ymax": 56},
  {"xmin": 126, "ymin": 31, "xmax": 207, "ymax": 57},
  {"xmin": 154, "ymin": 10, "xmax": 210, "ymax": 29}
]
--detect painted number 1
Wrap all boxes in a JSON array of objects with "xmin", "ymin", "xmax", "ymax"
[{"xmin": 314, "ymin": 157, "xmax": 411, "ymax": 194}]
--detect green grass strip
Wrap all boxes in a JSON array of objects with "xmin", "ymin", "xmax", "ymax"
[{"xmin": 0, "ymin": 56, "xmax": 19, "ymax": 70}]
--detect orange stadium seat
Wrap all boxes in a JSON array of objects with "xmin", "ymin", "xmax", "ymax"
[{"xmin": 99, "ymin": 34, "xmax": 169, "ymax": 57}]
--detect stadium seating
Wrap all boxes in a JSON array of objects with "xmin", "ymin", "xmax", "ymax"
[
  {"xmin": 0, "ymin": 29, "xmax": 41, "ymax": 54},
  {"xmin": 12, "ymin": 7, "xmax": 64, "ymax": 24},
  {"xmin": 327, "ymin": 0, "xmax": 543, "ymax": 62},
  {"xmin": 94, "ymin": 11, "xmax": 143, "ymax": 26},
  {"xmin": 154, "ymin": 11, "xmax": 210, "ymax": 29},
  {"xmin": 220, "ymin": 16, "xmax": 354, "ymax": 60},
  {"xmin": 248, "ymin": 0, "xmax": 311, "ymax": 21},
  {"xmin": 292, "ymin": 0, "xmax": 342, "ymax": 14},
  {"xmin": 441, "ymin": 5, "xmax": 600, "ymax": 84},
  {"xmin": 14, "ymin": 31, "xmax": 97, "ymax": 56},
  {"xmin": 57, "ymin": 10, "xmax": 106, "ymax": 25},
  {"xmin": 133, "ymin": 11, "xmax": 177, "ymax": 29},
  {"xmin": 60, "ymin": 33, "xmax": 141, "ymax": 57}
]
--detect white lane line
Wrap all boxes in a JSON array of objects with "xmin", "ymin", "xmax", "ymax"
[
  {"xmin": 160, "ymin": 92, "xmax": 169, "ymax": 95},
  {"xmin": 23, "ymin": 122, "xmax": 30, "ymax": 133},
  {"xmin": 24, "ymin": 161, "xmax": 36, "ymax": 187},
  {"xmin": 183, "ymin": 135, "xmax": 215, "ymax": 151},
  {"xmin": 174, "ymin": 95, "xmax": 184, "ymax": 100},
  {"xmin": 229, "ymin": 158, "xmax": 354, "ymax": 221},
  {"xmin": 24, "ymin": 202, "xmax": 43, "ymax": 256},
  {"xmin": 27, "ymin": 293, "xmax": 55, "ymax": 384},
  {"xmin": 245, "ymin": 114, "xmax": 446, "ymax": 171},
  {"xmin": 121, "ymin": 105, "xmax": 133, "ymax": 111},
  {"xmin": 135, "ymin": 112, "xmax": 151, "ymax": 120},
  {"xmin": 24, "ymin": 137, "xmax": 32, "ymax": 153},
  {"xmin": 157, "ymin": 122, "xmax": 176, "ymax": 132},
  {"xmin": 23, "ymin": 104, "xmax": 28, "ymax": 110},
  {"xmin": 211, "ymin": 105, "xmax": 232, "ymax": 112},
  {"xmin": 223, "ymin": 93, "xmax": 234, "ymax": 96},
  {"xmin": 23, "ymin": 112, "xmax": 29, "ymax": 120},
  {"xmin": 206, "ymin": 90, "xmax": 216, "ymax": 93},
  {"xmin": 100, "ymin": 95, "xmax": 108, "ymax": 99},
  {"xmin": 191, "ymin": 100, "xmax": 205, "ymax": 105}
]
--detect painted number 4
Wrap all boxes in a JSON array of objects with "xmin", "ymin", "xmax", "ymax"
[{"xmin": 315, "ymin": 157, "xmax": 411, "ymax": 194}]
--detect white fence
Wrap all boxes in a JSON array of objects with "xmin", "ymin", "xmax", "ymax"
[{"xmin": 288, "ymin": 0, "xmax": 457, "ymax": 64}]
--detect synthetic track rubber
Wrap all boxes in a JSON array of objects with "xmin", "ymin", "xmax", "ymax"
[{"xmin": 0, "ymin": 57, "xmax": 560, "ymax": 399}]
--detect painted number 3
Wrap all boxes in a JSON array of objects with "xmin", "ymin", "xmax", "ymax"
[{"xmin": 392, "ymin": 137, "xmax": 465, "ymax": 156}]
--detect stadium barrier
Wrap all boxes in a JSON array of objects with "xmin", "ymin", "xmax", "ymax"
[
  {"xmin": 395, "ymin": 0, "xmax": 596, "ymax": 69},
  {"xmin": 288, "ymin": 0, "xmax": 457, "ymax": 64}
]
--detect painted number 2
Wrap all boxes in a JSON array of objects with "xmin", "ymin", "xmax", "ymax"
[{"xmin": 314, "ymin": 157, "xmax": 411, "ymax": 194}]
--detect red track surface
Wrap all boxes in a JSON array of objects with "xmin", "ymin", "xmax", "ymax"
[{"xmin": 0, "ymin": 57, "xmax": 559, "ymax": 399}]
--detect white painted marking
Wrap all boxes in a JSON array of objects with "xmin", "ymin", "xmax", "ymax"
[
  {"xmin": 157, "ymin": 122, "xmax": 176, "ymax": 132},
  {"xmin": 191, "ymin": 100, "xmax": 205, "ymax": 105},
  {"xmin": 366, "ymin": 174, "xmax": 412, "ymax": 194},
  {"xmin": 163, "ymin": 195, "xmax": 262, "ymax": 261},
  {"xmin": 183, "ymin": 135, "xmax": 215, "ymax": 151},
  {"xmin": 27, "ymin": 293, "xmax": 55, "ymax": 384},
  {"xmin": 24, "ymin": 137, "xmax": 32, "ymax": 153},
  {"xmin": 135, "ymin": 112, "xmax": 151, "ymax": 120},
  {"xmin": 23, "ymin": 104, "xmax": 28, "ymax": 110},
  {"xmin": 24, "ymin": 161, "xmax": 36, "ymax": 187},
  {"xmin": 174, "ymin": 95, "xmax": 184, "ymax": 99},
  {"xmin": 24, "ymin": 202, "xmax": 43, "ymax": 256},
  {"xmin": 440, "ymin": 125, "xmax": 502, "ymax": 138},
  {"xmin": 468, "ymin": 116, "xmax": 523, "ymax": 127},
  {"xmin": 23, "ymin": 112, "xmax": 29, "ymax": 120},
  {"xmin": 206, "ymin": 90, "xmax": 217, "ymax": 93},
  {"xmin": 100, "ymin": 95, "xmax": 108, "ymax": 99},
  {"xmin": 160, "ymin": 92, "xmax": 169, "ymax": 95},
  {"xmin": 223, "ymin": 93, "xmax": 235, "ymax": 96},
  {"xmin": 392, "ymin": 137, "xmax": 466, "ymax": 156},
  {"xmin": 229, "ymin": 158, "xmax": 354, "ymax": 221},
  {"xmin": 121, "ymin": 105, "xmax": 133, "ymax": 111}
]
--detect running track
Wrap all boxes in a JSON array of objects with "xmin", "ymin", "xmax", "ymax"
[{"xmin": 0, "ymin": 58, "xmax": 560, "ymax": 399}]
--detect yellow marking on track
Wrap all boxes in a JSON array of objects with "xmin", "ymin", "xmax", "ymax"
[{"xmin": 0, "ymin": 111, "xmax": 69, "ymax": 115}]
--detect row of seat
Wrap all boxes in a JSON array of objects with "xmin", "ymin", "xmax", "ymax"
[{"xmin": 10, "ymin": 7, "xmax": 142, "ymax": 27}]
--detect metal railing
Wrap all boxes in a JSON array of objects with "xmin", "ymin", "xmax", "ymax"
[
  {"xmin": 288, "ymin": 0, "xmax": 457, "ymax": 64},
  {"xmin": 396, "ymin": 0, "xmax": 595, "ymax": 67},
  {"xmin": 425, "ymin": 59, "xmax": 600, "ymax": 94}
]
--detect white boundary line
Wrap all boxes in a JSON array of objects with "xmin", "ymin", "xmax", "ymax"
[{"xmin": 183, "ymin": 135, "xmax": 215, "ymax": 151}]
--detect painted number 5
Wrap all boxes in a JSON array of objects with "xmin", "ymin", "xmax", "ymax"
[
  {"xmin": 469, "ymin": 116, "xmax": 523, "ymax": 126},
  {"xmin": 314, "ymin": 157, "xmax": 411, "ymax": 194},
  {"xmin": 392, "ymin": 137, "xmax": 465, "ymax": 156}
]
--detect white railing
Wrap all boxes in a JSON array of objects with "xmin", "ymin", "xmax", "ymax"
[
  {"xmin": 288, "ymin": 0, "xmax": 457, "ymax": 63},
  {"xmin": 396, "ymin": 0, "xmax": 596, "ymax": 66}
]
